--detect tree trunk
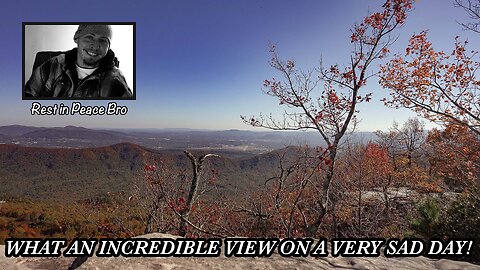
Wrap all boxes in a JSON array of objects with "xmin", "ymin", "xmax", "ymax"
[
  {"xmin": 179, "ymin": 151, "xmax": 218, "ymax": 236},
  {"xmin": 306, "ymin": 147, "xmax": 337, "ymax": 237}
]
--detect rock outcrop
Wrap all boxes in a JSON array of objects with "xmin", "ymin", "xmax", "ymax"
[{"xmin": 1, "ymin": 233, "xmax": 479, "ymax": 270}]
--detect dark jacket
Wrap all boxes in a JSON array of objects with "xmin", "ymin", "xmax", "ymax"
[{"xmin": 25, "ymin": 48, "xmax": 132, "ymax": 98}]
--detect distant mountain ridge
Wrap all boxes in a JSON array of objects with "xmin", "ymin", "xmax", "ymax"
[
  {"xmin": 0, "ymin": 125, "xmax": 129, "ymax": 139},
  {"xmin": 0, "ymin": 142, "xmax": 153, "ymax": 201},
  {"xmin": 22, "ymin": 126, "xmax": 126, "ymax": 140},
  {"xmin": 0, "ymin": 125, "xmax": 41, "ymax": 137},
  {"xmin": 0, "ymin": 142, "xmax": 298, "ymax": 202},
  {"xmin": 0, "ymin": 125, "xmax": 379, "ymax": 152}
]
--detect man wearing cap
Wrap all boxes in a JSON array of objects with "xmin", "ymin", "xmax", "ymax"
[{"xmin": 25, "ymin": 25, "xmax": 132, "ymax": 98}]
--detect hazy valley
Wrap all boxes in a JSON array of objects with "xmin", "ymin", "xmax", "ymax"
[
  {"xmin": 0, "ymin": 125, "xmax": 377, "ymax": 153},
  {"xmin": 0, "ymin": 124, "xmax": 478, "ymax": 265}
]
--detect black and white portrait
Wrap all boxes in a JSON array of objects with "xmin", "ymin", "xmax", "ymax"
[{"xmin": 23, "ymin": 23, "xmax": 135, "ymax": 100}]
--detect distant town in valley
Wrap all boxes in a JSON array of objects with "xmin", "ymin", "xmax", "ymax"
[{"xmin": 0, "ymin": 124, "xmax": 377, "ymax": 154}]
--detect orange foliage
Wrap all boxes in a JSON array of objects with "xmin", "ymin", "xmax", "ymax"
[
  {"xmin": 427, "ymin": 124, "xmax": 480, "ymax": 190},
  {"xmin": 380, "ymin": 31, "xmax": 480, "ymax": 135}
]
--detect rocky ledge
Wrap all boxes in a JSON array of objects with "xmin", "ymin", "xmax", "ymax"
[{"xmin": 1, "ymin": 233, "xmax": 479, "ymax": 270}]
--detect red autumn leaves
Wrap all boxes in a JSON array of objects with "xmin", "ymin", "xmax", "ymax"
[{"xmin": 380, "ymin": 31, "xmax": 480, "ymax": 135}]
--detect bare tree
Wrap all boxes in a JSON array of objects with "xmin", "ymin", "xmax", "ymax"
[
  {"xmin": 242, "ymin": 0, "xmax": 413, "ymax": 237},
  {"xmin": 178, "ymin": 151, "xmax": 219, "ymax": 236},
  {"xmin": 455, "ymin": 0, "xmax": 480, "ymax": 33},
  {"xmin": 236, "ymin": 146, "xmax": 327, "ymax": 237}
]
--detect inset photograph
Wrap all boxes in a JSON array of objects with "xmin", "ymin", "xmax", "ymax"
[{"xmin": 23, "ymin": 23, "xmax": 135, "ymax": 100}]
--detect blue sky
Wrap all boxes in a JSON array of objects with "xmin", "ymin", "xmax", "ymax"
[{"xmin": 1, "ymin": 0, "xmax": 478, "ymax": 131}]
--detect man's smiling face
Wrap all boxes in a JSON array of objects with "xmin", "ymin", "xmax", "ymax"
[{"xmin": 76, "ymin": 34, "xmax": 109, "ymax": 68}]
